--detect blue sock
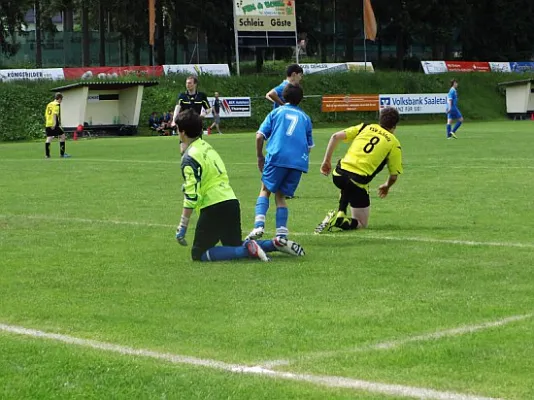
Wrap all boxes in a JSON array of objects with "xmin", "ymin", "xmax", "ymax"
[
  {"xmin": 275, "ymin": 207, "xmax": 289, "ymax": 237},
  {"xmin": 446, "ymin": 124, "xmax": 452, "ymax": 137},
  {"xmin": 452, "ymin": 121, "xmax": 462, "ymax": 133},
  {"xmin": 256, "ymin": 239, "xmax": 276, "ymax": 253},
  {"xmin": 254, "ymin": 196, "xmax": 269, "ymax": 228},
  {"xmin": 201, "ymin": 246, "xmax": 248, "ymax": 262}
]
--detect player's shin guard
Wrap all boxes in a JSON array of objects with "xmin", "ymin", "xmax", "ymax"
[
  {"xmin": 45, "ymin": 143, "xmax": 51, "ymax": 157},
  {"xmin": 60, "ymin": 141, "xmax": 66, "ymax": 156},
  {"xmin": 453, "ymin": 121, "xmax": 462, "ymax": 133},
  {"xmin": 275, "ymin": 207, "xmax": 289, "ymax": 238},
  {"xmin": 200, "ymin": 246, "xmax": 248, "ymax": 261},
  {"xmin": 254, "ymin": 196, "xmax": 269, "ymax": 228}
]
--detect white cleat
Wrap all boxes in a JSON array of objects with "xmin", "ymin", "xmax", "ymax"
[
  {"xmin": 314, "ymin": 210, "xmax": 336, "ymax": 234},
  {"xmin": 246, "ymin": 226, "xmax": 264, "ymax": 240},
  {"xmin": 273, "ymin": 236, "xmax": 305, "ymax": 256},
  {"xmin": 245, "ymin": 240, "xmax": 270, "ymax": 262}
]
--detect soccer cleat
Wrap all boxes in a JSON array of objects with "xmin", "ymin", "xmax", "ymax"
[
  {"xmin": 273, "ymin": 236, "xmax": 305, "ymax": 256},
  {"xmin": 61, "ymin": 154, "xmax": 72, "ymax": 158},
  {"xmin": 314, "ymin": 210, "xmax": 337, "ymax": 234},
  {"xmin": 245, "ymin": 240, "xmax": 270, "ymax": 262},
  {"xmin": 246, "ymin": 226, "xmax": 264, "ymax": 240},
  {"xmin": 451, "ymin": 132, "xmax": 458, "ymax": 139},
  {"xmin": 45, "ymin": 156, "xmax": 50, "ymax": 159}
]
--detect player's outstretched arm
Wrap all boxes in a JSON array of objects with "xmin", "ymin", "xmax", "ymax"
[
  {"xmin": 171, "ymin": 104, "xmax": 181, "ymax": 127},
  {"xmin": 378, "ymin": 175, "xmax": 398, "ymax": 198},
  {"xmin": 320, "ymin": 131, "xmax": 346, "ymax": 176}
]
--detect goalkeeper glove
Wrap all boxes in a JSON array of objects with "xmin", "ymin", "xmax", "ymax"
[{"xmin": 176, "ymin": 215, "xmax": 189, "ymax": 246}]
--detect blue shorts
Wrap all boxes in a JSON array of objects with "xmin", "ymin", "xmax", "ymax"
[
  {"xmin": 447, "ymin": 108, "xmax": 462, "ymax": 120},
  {"xmin": 262, "ymin": 164, "xmax": 302, "ymax": 197}
]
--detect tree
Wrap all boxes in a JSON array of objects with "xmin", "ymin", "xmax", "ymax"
[{"xmin": 0, "ymin": 0, "xmax": 31, "ymax": 56}]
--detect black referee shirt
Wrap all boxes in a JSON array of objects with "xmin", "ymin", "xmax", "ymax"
[{"xmin": 177, "ymin": 92, "xmax": 210, "ymax": 115}]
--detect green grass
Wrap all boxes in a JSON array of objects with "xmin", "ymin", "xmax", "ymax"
[{"xmin": 1, "ymin": 121, "xmax": 533, "ymax": 399}]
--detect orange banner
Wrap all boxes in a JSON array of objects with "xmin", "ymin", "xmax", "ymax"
[
  {"xmin": 321, "ymin": 95, "xmax": 379, "ymax": 112},
  {"xmin": 148, "ymin": 0, "xmax": 155, "ymax": 46}
]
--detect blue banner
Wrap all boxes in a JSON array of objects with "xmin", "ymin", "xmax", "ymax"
[{"xmin": 510, "ymin": 62, "xmax": 534, "ymax": 73}]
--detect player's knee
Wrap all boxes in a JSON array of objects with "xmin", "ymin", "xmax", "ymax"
[{"xmin": 191, "ymin": 246, "xmax": 205, "ymax": 261}]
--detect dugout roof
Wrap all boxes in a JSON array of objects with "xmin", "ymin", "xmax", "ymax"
[
  {"xmin": 497, "ymin": 79, "xmax": 534, "ymax": 87},
  {"xmin": 51, "ymin": 81, "xmax": 159, "ymax": 92}
]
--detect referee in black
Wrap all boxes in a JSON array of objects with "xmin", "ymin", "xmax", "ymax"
[{"xmin": 172, "ymin": 75, "xmax": 211, "ymax": 154}]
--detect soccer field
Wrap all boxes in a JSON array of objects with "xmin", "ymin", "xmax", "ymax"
[{"xmin": 1, "ymin": 121, "xmax": 533, "ymax": 400}]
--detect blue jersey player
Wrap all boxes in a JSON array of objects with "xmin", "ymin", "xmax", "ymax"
[
  {"xmin": 446, "ymin": 79, "xmax": 463, "ymax": 139},
  {"xmin": 247, "ymin": 84, "xmax": 314, "ymax": 240},
  {"xmin": 265, "ymin": 64, "xmax": 304, "ymax": 109}
]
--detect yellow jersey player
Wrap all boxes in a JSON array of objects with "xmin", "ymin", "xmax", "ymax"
[
  {"xmin": 44, "ymin": 92, "xmax": 70, "ymax": 158},
  {"xmin": 315, "ymin": 107, "xmax": 402, "ymax": 233}
]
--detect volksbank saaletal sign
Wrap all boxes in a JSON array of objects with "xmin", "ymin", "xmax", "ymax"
[{"xmin": 234, "ymin": 0, "xmax": 296, "ymax": 32}]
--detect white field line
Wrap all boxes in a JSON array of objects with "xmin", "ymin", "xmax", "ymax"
[
  {"xmin": 0, "ymin": 158, "xmax": 533, "ymax": 169},
  {"xmin": 260, "ymin": 313, "xmax": 534, "ymax": 368},
  {"xmin": 2, "ymin": 214, "xmax": 533, "ymax": 250},
  {"xmin": 0, "ymin": 323, "xmax": 504, "ymax": 400}
]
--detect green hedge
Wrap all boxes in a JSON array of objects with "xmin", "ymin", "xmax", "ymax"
[{"xmin": 1, "ymin": 71, "xmax": 530, "ymax": 141}]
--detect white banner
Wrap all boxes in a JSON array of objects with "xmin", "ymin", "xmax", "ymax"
[
  {"xmin": 489, "ymin": 62, "xmax": 512, "ymax": 73},
  {"xmin": 0, "ymin": 68, "xmax": 65, "ymax": 82},
  {"xmin": 379, "ymin": 93, "xmax": 448, "ymax": 114},
  {"xmin": 205, "ymin": 97, "xmax": 251, "ymax": 118},
  {"xmin": 163, "ymin": 64, "xmax": 230, "ymax": 77},
  {"xmin": 301, "ymin": 62, "xmax": 374, "ymax": 74},
  {"xmin": 421, "ymin": 61, "xmax": 448, "ymax": 74}
]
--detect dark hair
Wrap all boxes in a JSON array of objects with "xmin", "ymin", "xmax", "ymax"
[
  {"xmin": 282, "ymin": 83, "xmax": 303, "ymax": 105},
  {"xmin": 54, "ymin": 92, "xmax": 63, "ymax": 100},
  {"xmin": 379, "ymin": 107, "xmax": 400, "ymax": 130},
  {"xmin": 186, "ymin": 75, "xmax": 198, "ymax": 84},
  {"xmin": 176, "ymin": 109, "xmax": 203, "ymax": 138},
  {"xmin": 450, "ymin": 79, "xmax": 457, "ymax": 87},
  {"xmin": 286, "ymin": 63, "xmax": 303, "ymax": 77}
]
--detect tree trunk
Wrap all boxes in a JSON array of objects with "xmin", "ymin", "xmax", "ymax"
[
  {"xmin": 319, "ymin": 0, "xmax": 326, "ymax": 62},
  {"xmin": 99, "ymin": 0, "xmax": 106, "ymax": 66},
  {"xmin": 35, "ymin": 1, "xmax": 42, "ymax": 68},
  {"xmin": 255, "ymin": 47, "xmax": 264, "ymax": 73},
  {"xmin": 133, "ymin": 37, "xmax": 141, "ymax": 65},
  {"xmin": 155, "ymin": 0, "xmax": 165, "ymax": 65},
  {"xmin": 81, "ymin": 3, "xmax": 90, "ymax": 66},
  {"xmin": 63, "ymin": 8, "xmax": 74, "ymax": 32},
  {"xmin": 395, "ymin": 28, "xmax": 405, "ymax": 70}
]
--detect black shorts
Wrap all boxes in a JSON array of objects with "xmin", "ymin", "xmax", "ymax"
[
  {"xmin": 45, "ymin": 127, "xmax": 63, "ymax": 137},
  {"xmin": 333, "ymin": 172, "xmax": 371, "ymax": 209},
  {"xmin": 191, "ymin": 199, "xmax": 243, "ymax": 261}
]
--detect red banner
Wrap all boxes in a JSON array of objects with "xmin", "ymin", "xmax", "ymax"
[
  {"xmin": 63, "ymin": 66, "xmax": 164, "ymax": 80},
  {"xmin": 444, "ymin": 61, "xmax": 490, "ymax": 73}
]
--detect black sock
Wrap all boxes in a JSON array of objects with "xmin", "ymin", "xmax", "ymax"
[
  {"xmin": 60, "ymin": 141, "xmax": 65, "ymax": 156},
  {"xmin": 337, "ymin": 218, "xmax": 359, "ymax": 231},
  {"xmin": 45, "ymin": 142, "xmax": 51, "ymax": 157}
]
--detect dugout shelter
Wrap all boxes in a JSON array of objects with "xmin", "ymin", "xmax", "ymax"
[
  {"xmin": 497, "ymin": 79, "xmax": 534, "ymax": 119},
  {"xmin": 51, "ymin": 81, "xmax": 158, "ymax": 135}
]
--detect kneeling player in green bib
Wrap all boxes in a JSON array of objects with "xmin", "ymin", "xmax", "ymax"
[{"xmin": 174, "ymin": 109, "xmax": 305, "ymax": 261}]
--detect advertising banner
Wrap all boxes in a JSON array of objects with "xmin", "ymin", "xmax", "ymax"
[
  {"xmin": 489, "ymin": 62, "xmax": 512, "ymax": 73},
  {"xmin": 205, "ymin": 97, "xmax": 251, "ymax": 118},
  {"xmin": 63, "ymin": 66, "xmax": 163, "ymax": 80},
  {"xmin": 302, "ymin": 62, "xmax": 374, "ymax": 74},
  {"xmin": 379, "ymin": 94, "xmax": 447, "ymax": 114},
  {"xmin": 445, "ymin": 61, "xmax": 491, "ymax": 72},
  {"xmin": 321, "ymin": 95, "xmax": 379, "ymax": 112},
  {"xmin": 0, "ymin": 68, "xmax": 65, "ymax": 82},
  {"xmin": 163, "ymin": 64, "xmax": 231, "ymax": 77},
  {"xmin": 234, "ymin": 0, "xmax": 296, "ymax": 32},
  {"xmin": 421, "ymin": 61, "xmax": 448, "ymax": 74},
  {"xmin": 510, "ymin": 62, "xmax": 534, "ymax": 73}
]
